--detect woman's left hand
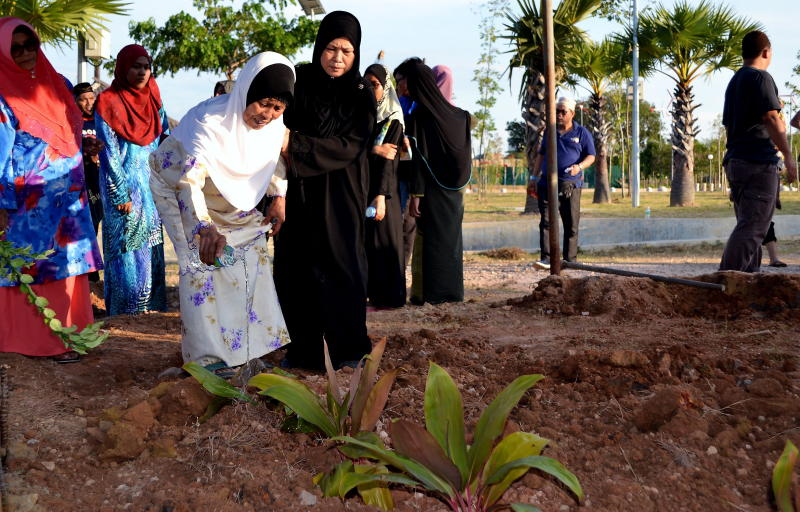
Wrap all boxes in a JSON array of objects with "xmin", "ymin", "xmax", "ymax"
[
  {"xmin": 264, "ymin": 196, "xmax": 286, "ymax": 237},
  {"xmin": 370, "ymin": 195, "xmax": 386, "ymax": 221}
]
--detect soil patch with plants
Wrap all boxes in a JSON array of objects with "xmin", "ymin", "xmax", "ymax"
[{"xmin": 2, "ymin": 265, "xmax": 799, "ymax": 512}]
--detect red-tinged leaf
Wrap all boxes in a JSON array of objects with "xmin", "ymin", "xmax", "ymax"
[
  {"xmin": 359, "ymin": 368, "xmax": 400, "ymax": 433},
  {"xmin": 323, "ymin": 339, "xmax": 342, "ymax": 403},
  {"xmin": 390, "ymin": 419, "xmax": 463, "ymax": 490},
  {"xmin": 351, "ymin": 337, "xmax": 388, "ymax": 433}
]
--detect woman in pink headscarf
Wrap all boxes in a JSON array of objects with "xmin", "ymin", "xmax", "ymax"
[{"xmin": 431, "ymin": 65, "xmax": 454, "ymax": 106}]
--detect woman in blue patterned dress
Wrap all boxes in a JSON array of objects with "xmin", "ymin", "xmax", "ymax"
[
  {"xmin": 0, "ymin": 18, "xmax": 102, "ymax": 361},
  {"xmin": 95, "ymin": 45, "xmax": 168, "ymax": 316}
]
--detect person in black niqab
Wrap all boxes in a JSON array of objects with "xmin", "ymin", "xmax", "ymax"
[
  {"xmin": 393, "ymin": 60, "xmax": 471, "ymax": 305},
  {"xmin": 274, "ymin": 11, "xmax": 377, "ymax": 370}
]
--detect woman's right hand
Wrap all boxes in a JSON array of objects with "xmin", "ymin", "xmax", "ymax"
[
  {"xmin": 372, "ymin": 143, "xmax": 398, "ymax": 160},
  {"xmin": 116, "ymin": 202, "xmax": 133, "ymax": 214},
  {"xmin": 198, "ymin": 224, "xmax": 227, "ymax": 266},
  {"xmin": 409, "ymin": 196, "xmax": 422, "ymax": 218}
]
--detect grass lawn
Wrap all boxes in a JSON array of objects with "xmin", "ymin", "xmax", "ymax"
[{"xmin": 463, "ymin": 186, "xmax": 800, "ymax": 223}]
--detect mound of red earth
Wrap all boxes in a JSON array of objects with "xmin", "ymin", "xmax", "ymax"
[{"xmin": 510, "ymin": 272, "xmax": 800, "ymax": 319}]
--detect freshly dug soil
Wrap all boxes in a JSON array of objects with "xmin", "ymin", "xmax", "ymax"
[{"xmin": 2, "ymin": 266, "xmax": 799, "ymax": 512}]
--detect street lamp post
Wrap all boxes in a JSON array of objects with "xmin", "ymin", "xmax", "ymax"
[
  {"xmin": 631, "ymin": 0, "xmax": 641, "ymax": 208},
  {"xmin": 707, "ymin": 154, "xmax": 714, "ymax": 191},
  {"xmin": 298, "ymin": 0, "xmax": 326, "ymax": 15}
]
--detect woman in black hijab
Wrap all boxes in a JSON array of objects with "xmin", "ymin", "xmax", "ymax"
[
  {"xmin": 274, "ymin": 11, "xmax": 376, "ymax": 370},
  {"xmin": 364, "ymin": 63, "xmax": 405, "ymax": 309},
  {"xmin": 393, "ymin": 59, "xmax": 471, "ymax": 305}
]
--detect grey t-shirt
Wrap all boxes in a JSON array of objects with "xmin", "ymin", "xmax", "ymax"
[{"xmin": 722, "ymin": 66, "xmax": 782, "ymax": 163}]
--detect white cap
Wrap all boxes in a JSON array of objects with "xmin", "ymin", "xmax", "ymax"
[{"xmin": 557, "ymin": 97, "xmax": 576, "ymax": 112}]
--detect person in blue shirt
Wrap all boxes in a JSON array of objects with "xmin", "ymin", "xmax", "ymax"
[{"xmin": 528, "ymin": 97, "xmax": 595, "ymax": 269}]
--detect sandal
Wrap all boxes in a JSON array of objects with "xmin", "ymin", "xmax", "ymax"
[
  {"xmin": 768, "ymin": 261, "xmax": 788, "ymax": 268},
  {"xmin": 53, "ymin": 351, "xmax": 81, "ymax": 364},
  {"xmin": 204, "ymin": 361, "xmax": 237, "ymax": 379}
]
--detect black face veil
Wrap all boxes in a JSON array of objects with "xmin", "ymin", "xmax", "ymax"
[{"xmin": 402, "ymin": 61, "xmax": 472, "ymax": 190}]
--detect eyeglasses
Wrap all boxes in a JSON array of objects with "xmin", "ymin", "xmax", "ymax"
[
  {"xmin": 11, "ymin": 38, "xmax": 39, "ymax": 58},
  {"xmin": 556, "ymin": 109, "xmax": 569, "ymax": 116}
]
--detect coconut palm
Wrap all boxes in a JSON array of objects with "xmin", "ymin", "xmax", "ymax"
[
  {"xmin": 634, "ymin": 0, "xmax": 761, "ymax": 206},
  {"xmin": 504, "ymin": 0, "xmax": 602, "ymax": 212},
  {"xmin": 566, "ymin": 36, "xmax": 637, "ymax": 203},
  {"xmin": 0, "ymin": 0, "xmax": 128, "ymax": 47}
]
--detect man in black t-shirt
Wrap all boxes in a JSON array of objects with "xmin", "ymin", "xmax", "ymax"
[{"xmin": 719, "ymin": 31, "xmax": 797, "ymax": 272}]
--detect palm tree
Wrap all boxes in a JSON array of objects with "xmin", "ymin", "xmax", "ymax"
[
  {"xmin": 504, "ymin": 0, "xmax": 602, "ymax": 212},
  {"xmin": 634, "ymin": 0, "xmax": 761, "ymax": 206},
  {"xmin": 566, "ymin": 36, "xmax": 637, "ymax": 203},
  {"xmin": 0, "ymin": 0, "xmax": 128, "ymax": 47}
]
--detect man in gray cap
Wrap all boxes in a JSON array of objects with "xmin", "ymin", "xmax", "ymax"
[{"xmin": 528, "ymin": 97, "xmax": 596, "ymax": 269}]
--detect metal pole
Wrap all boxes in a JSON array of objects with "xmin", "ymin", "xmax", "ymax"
[
  {"xmin": 542, "ymin": 0, "xmax": 560, "ymax": 275},
  {"xmin": 562, "ymin": 261, "xmax": 726, "ymax": 291},
  {"xmin": 631, "ymin": 0, "xmax": 640, "ymax": 208},
  {"xmin": 77, "ymin": 34, "xmax": 89, "ymax": 83}
]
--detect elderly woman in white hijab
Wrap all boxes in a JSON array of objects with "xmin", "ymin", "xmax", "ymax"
[
  {"xmin": 149, "ymin": 52, "xmax": 293, "ymax": 377},
  {"xmin": 363, "ymin": 63, "xmax": 407, "ymax": 308}
]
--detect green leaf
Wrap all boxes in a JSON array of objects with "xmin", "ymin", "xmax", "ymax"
[
  {"xmin": 482, "ymin": 432, "xmax": 550, "ymax": 506},
  {"xmin": 182, "ymin": 362, "xmax": 252, "ymax": 402},
  {"xmin": 61, "ymin": 325, "xmax": 78, "ymax": 334},
  {"xmin": 199, "ymin": 396, "xmax": 230, "ymax": 423},
  {"xmin": 248, "ymin": 373, "xmax": 337, "ymax": 437},
  {"xmin": 34, "ymin": 296, "xmax": 49, "ymax": 308},
  {"xmin": 772, "ymin": 440, "xmax": 798, "ymax": 512},
  {"xmin": 19, "ymin": 274, "xmax": 33, "ymax": 284},
  {"xmin": 359, "ymin": 368, "xmax": 400, "ymax": 433},
  {"xmin": 510, "ymin": 504, "xmax": 543, "ymax": 512},
  {"xmin": 467, "ymin": 374, "xmax": 544, "ymax": 480},
  {"xmin": 390, "ymin": 419, "xmax": 463, "ymax": 491},
  {"xmin": 49, "ymin": 318, "xmax": 63, "ymax": 332},
  {"xmin": 314, "ymin": 460, "xmax": 355, "ymax": 498},
  {"xmin": 353, "ymin": 464, "xmax": 399, "ymax": 511},
  {"xmin": 10, "ymin": 257, "xmax": 26, "ymax": 269},
  {"xmin": 42, "ymin": 308, "xmax": 56, "ymax": 319},
  {"xmin": 281, "ymin": 414, "xmax": 321, "ymax": 434},
  {"xmin": 338, "ymin": 431, "xmax": 386, "ymax": 460},
  {"xmin": 486, "ymin": 455, "xmax": 584, "ymax": 502},
  {"xmin": 424, "ymin": 363, "xmax": 468, "ymax": 481},
  {"xmin": 332, "ymin": 435, "xmax": 455, "ymax": 498}
]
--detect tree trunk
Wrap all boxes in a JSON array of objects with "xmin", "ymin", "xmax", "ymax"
[
  {"xmin": 522, "ymin": 70, "xmax": 546, "ymax": 213},
  {"xmin": 588, "ymin": 92, "xmax": 611, "ymax": 203},
  {"xmin": 669, "ymin": 82, "xmax": 699, "ymax": 206}
]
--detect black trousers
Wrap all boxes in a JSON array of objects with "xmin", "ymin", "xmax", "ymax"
[
  {"xmin": 720, "ymin": 158, "xmax": 778, "ymax": 272},
  {"xmin": 537, "ymin": 184, "xmax": 581, "ymax": 262}
]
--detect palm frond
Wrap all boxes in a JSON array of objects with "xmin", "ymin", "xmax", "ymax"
[{"xmin": 1, "ymin": 0, "xmax": 129, "ymax": 47}]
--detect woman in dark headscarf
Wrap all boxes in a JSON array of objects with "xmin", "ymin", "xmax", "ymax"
[
  {"xmin": 393, "ymin": 60, "xmax": 471, "ymax": 305},
  {"xmin": 363, "ymin": 64, "xmax": 405, "ymax": 309},
  {"xmin": 274, "ymin": 11, "xmax": 376, "ymax": 370},
  {"xmin": 95, "ymin": 44, "xmax": 169, "ymax": 316}
]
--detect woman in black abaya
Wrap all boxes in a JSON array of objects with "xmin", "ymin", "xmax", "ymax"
[
  {"xmin": 274, "ymin": 11, "xmax": 376, "ymax": 370},
  {"xmin": 364, "ymin": 64, "xmax": 405, "ymax": 309},
  {"xmin": 394, "ymin": 60, "xmax": 471, "ymax": 305}
]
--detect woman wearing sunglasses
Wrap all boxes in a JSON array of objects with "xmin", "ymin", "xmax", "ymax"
[{"xmin": 0, "ymin": 18, "xmax": 103, "ymax": 363}]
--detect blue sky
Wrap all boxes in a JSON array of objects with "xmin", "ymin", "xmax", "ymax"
[{"xmin": 44, "ymin": 0, "xmax": 800, "ymax": 148}]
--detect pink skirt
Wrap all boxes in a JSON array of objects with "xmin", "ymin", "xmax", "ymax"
[{"xmin": 0, "ymin": 275, "xmax": 93, "ymax": 356}]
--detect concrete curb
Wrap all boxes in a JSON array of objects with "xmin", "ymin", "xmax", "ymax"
[{"xmin": 462, "ymin": 214, "xmax": 800, "ymax": 252}]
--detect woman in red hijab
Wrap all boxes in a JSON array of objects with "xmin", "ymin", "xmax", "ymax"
[
  {"xmin": 0, "ymin": 18, "xmax": 103, "ymax": 362},
  {"xmin": 94, "ymin": 45, "xmax": 169, "ymax": 316}
]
